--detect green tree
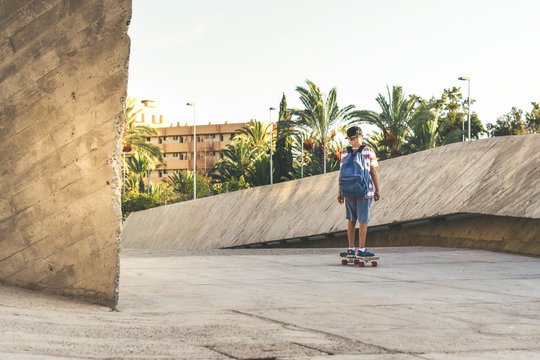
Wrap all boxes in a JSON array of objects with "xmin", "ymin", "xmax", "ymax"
[
  {"xmin": 165, "ymin": 170, "xmax": 194, "ymax": 199},
  {"xmin": 274, "ymin": 93, "xmax": 294, "ymax": 182},
  {"xmin": 215, "ymin": 175, "xmax": 250, "ymax": 193},
  {"xmin": 236, "ymin": 119, "xmax": 271, "ymax": 149},
  {"xmin": 126, "ymin": 151, "xmax": 152, "ymax": 193},
  {"xmin": 121, "ymin": 191, "xmax": 162, "ymax": 220},
  {"xmin": 525, "ymin": 102, "xmax": 540, "ymax": 133},
  {"xmin": 210, "ymin": 138, "xmax": 261, "ymax": 182},
  {"xmin": 486, "ymin": 107, "xmax": 528, "ymax": 137},
  {"xmin": 404, "ymin": 99, "xmax": 453, "ymax": 153},
  {"xmin": 435, "ymin": 87, "xmax": 484, "ymax": 142},
  {"xmin": 290, "ymin": 129, "xmax": 313, "ymax": 179},
  {"xmin": 166, "ymin": 170, "xmax": 213, "ymax": 199},
  {"xmin": 352, "ymin": 85, "xmax": 419, "ymax": 158},
  {"xmin": 291, "ymin": 79, "xmax": 355, "ymax": 174},
  {"xmin": 365, "ymin": 132, "xmax": 391, "ymax": 160},
  {"xmin": 247, "ymin": 154, "xmax": 271, "ymax": 186}
]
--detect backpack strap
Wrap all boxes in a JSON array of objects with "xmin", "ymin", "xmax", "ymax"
[{"xmin": 346, "ymin": 146, "xmax": 353, "ymax": 153}]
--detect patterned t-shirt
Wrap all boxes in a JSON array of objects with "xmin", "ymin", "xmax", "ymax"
[{"xmin": 339, "ymin": 146, "xmax": 378, "ymax": 199}]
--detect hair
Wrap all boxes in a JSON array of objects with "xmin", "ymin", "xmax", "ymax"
[{"xmin": 346, "ymin": 126, "xmax": 363, "ymax": 138}]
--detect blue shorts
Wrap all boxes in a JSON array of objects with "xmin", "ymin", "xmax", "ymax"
[{"xmin": 345, "ymin": 198, "xmax": 372, "ymax": 223}]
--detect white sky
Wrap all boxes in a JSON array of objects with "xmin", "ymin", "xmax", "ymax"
[{"xmin": 127, "ymin": 0, "xmax": 540, "ymax": 134}]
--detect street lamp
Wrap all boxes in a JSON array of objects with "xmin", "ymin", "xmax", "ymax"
[
  {"xmin": 300, "ymin": 132, "xmax": 304, "ymax": 179},
  {"xmin": 458, "ymin": 77, "xmax": 471, "ymax": 141},
  {"xmin": 186, "ymin": 102, "xmax": 196, "ymax": 200},
  {"xmin": 269, "ymin": 107, "xmax": 276, "ymax": 185},
  {"xmin": 321, "ymin": 92, "xmax": 327, "ymax": 174}
]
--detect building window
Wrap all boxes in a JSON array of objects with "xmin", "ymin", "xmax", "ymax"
[
  {"xmin": 173, "ymin": 136, "xmax": 178, "ymax": 140},
  {"xmin": 159, "ymin": 137, "xmax": 163, "ymax": 144},
  {"xmin": 158, "ymin": 171, "xmax": 162, "ymax": 177},
  {"xmin": 229, "ymin": 134, "xmax": 234, "ymax": 141},
  {"xmin": 220, "ymin": 135, "xmax": 224, "ymax": 141},
  {"xmin": 220, "ymin": 152, "xmax": 224, "ymax": 159},
  {"xmin": 146, "ymin": 137, "xmax": 151, "ymax": 141},
  {"xmin": 173, "ymin": 152, "xmax": 179, "ymax": 157}
]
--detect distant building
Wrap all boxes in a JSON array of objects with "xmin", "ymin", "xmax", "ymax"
[
  {"xmin": 147, "ymin": 122, "xmax": 249, "ymax": 184},
  {"xmin": 126, "ymin": 99, "xmax": 248, "ymax": 184},
  {"xmin": 134, "ymin": 99, "xmax": 167, "ymax": 127}
]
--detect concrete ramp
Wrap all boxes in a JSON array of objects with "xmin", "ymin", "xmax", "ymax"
[{"xmin": 121, "ymin": 134, "xmax": 540, "ymax": 255}]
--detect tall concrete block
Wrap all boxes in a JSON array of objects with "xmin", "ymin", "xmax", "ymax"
[{"xmin": 0, "ymin": 0, "xmax": 131, "ymax": 307}]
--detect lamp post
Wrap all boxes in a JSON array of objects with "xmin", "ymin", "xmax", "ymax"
[
  {"xmin": 122, "ymin": 152, "xmax": 126, "ymax": 194},
  {"xmin": 146, "ymin": 168, "xmax": 150, "ymax": 195},
  {"xmin": 458, "ymin": 77, "xmax": 471, "ymax": 141},
  {"xmin": 186, "ymin": 102, "xmax": 196, "ymax": 200},
  {"xmin": 269, "ymin": 107, "xmax": 276, "ymax": 185},
  {"xmin": 321, "ymin": 92, "xmax": 327, "ymax": 174},
  {"xmin": 300, "ymin": 132, "xmax": 304, "ymax": 179}
]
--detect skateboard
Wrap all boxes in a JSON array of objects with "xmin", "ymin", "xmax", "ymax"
[{"xmin": 340, "ymin": 252, "xmax": 379, "ymax": 267}]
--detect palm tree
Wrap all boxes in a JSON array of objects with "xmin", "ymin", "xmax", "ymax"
[
  {"xmin": 351, "ymin": 86, "xmax": 419, "ymax": 158},
  {"xmin": 126, "ymin": 151, "xmax": 152, "ymax": 193},
  {"xmin": 123, "ymin": 173, "xmax": 140, "ymax": 193},
  {"xmin": 123, "ymin": 97, "xmax": 163, "ymax": 162},
  {"xmin": 404, "ymin": 99, "xmax": 454, "ymax": 153},
  {"xmin": 365, "ymin": 132, "xmax": 391, "ymax": 160},
  {"xmin": 247, "ymin": 155, "xmax": 271, "ymax": 186},
  {"xmin": 210, "ymin": 138, "xmax": 262, "ymax": 182},
  {"xmin": 291, "ymin": 79, "xmax": 354, "ymax": 174},
  {"xmin": 165, "ymin": 170, "xmax": 194, "ymax": 196},
  {"xmin": 236, "ymin": 119, "xmax": 271, "ymax": 149}
]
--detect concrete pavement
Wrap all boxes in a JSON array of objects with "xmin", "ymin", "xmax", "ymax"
[{"xmin": 1, "ymin": 247, "xmax": 539, "ymax": 359}]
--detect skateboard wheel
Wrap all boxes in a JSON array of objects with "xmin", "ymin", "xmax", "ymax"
[
  {"xmin": 341, "ymin": 259, "xmax": 348, "ymax": 265},
  {"xmin": 358, "ymin": 261, "xmax": 365, "ymax": 267},
  {"xmin": 353, "ymin": 259, "xmax": 360, "ymax": 265},
  {"xmin": 371, "ymin": 261, "xmax": 378, "ymax": 267}
]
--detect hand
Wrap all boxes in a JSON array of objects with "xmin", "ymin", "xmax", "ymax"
[
  {"xmin": 337, "ymin": 194, "xmax": 344, "ymax": 205},
  {"xmin": 374, "ymin": 190, "xmax": 381, "ymax": 201}
]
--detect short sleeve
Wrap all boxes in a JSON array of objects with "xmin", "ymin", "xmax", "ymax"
[{"xmin": 369, "ymin": 148, "xmax": 378, "ymax": 168}]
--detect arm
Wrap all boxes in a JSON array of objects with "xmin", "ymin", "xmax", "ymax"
[
  {"xmin": 370, "ymin": 167, "xmax": 381, "ymax": 201},
  {"xmin": 337, "ymin": 151, "xmax": 344, "ymax": 204},
  {"xmin": 337, "ymin": 173, "xmax": 344, "ymax": 204}
]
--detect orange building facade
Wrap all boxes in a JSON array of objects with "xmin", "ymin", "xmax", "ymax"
[{"xmin": 146, "ymin": 122, "xmax": 248, "ymax": 184}]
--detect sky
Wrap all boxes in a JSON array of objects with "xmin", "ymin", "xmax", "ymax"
[{"xmin": 127, "ymin": 0, "xmax": 540, "ymax": 134}]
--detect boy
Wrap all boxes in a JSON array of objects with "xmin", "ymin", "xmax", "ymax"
[{"xmin": 337, "ymin": 126, "xmax": 381, "ymax": 257}]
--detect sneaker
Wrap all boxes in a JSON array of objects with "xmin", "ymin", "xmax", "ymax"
[
  {"xmin": 346, "ymin": 249, "xmax": 356, "ymax": 257},
  {"xmin": 357, "ymin": 249, "xmax": 375, "ymax": 257}
]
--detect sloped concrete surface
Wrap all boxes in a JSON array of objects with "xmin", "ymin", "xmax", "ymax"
[
  {"xmin": 121, "ymin": 134, "xmax": 540, "ymax": 251},
  {"xmin": 0, "ymin": 0, "xmax": 131, "ymax": 307},
  {"xmin": 0, "ymin": 247, "xmax": 539, "ymax": 359}
]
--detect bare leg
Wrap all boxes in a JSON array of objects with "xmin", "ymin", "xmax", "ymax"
[
  {"xmin": 347, "ymin": 220, "xmax": 356, "ymax": 248},
  {"xmin": 358, "ymin": 222, "xmax": 368, "ymax": 249}
]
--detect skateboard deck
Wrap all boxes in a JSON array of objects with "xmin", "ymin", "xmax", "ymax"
[{"xmin": 340, "ymin": 252, "xmax": 380, "ymax": 267}]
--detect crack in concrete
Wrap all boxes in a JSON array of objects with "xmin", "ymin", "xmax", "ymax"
[{"xmin": 229, "ymin": 309, "xmax": 404, "ymax": 355}]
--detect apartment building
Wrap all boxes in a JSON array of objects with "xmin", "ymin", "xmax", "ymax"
[
  {"xmin": 146, "ymin": 122, "xmax": 248, "ymax": 184},
  {"xmin": 128, "ymin": 99, "xmax": 248, "ymax": 184}
]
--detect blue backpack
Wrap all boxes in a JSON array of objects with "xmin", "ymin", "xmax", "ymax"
[{"xmin": 339, "ymin": 145, "xmax": 370, "ymax": 198}]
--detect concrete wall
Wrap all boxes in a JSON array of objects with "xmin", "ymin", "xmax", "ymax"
[
  {"xmin": 0, "ymin": 0, "xmax": 131, "ymax": 307},
  {"xmin": 121, "ymin": 134, "xmax": 540, "ymax": 255}
]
